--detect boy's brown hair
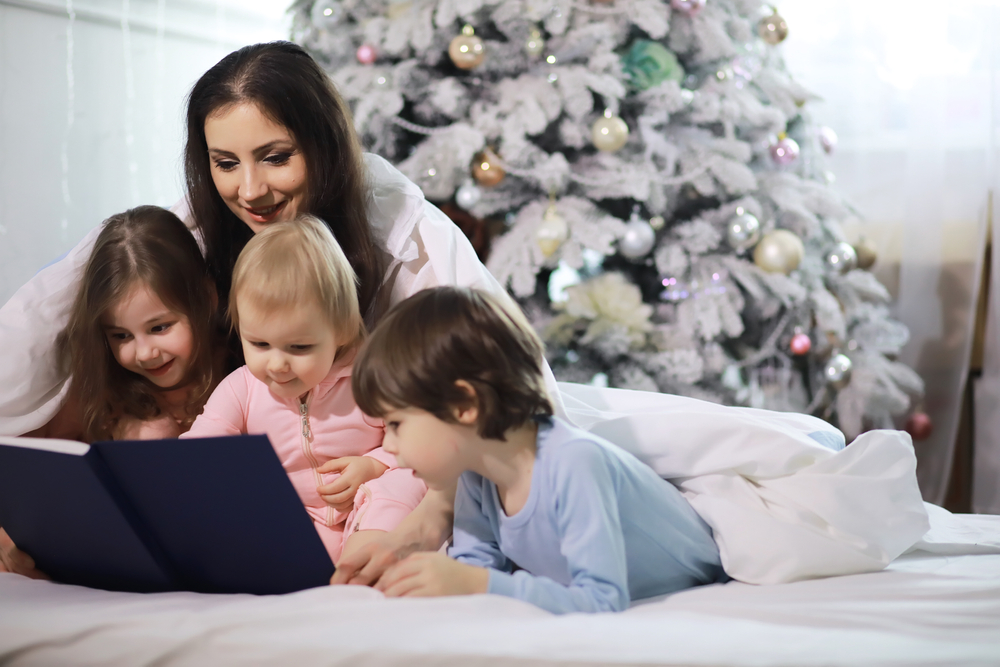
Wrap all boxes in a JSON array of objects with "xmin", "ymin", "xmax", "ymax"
[{"xmin": 353, "ymin": 287, "xmax": 553, "ymax": 440}]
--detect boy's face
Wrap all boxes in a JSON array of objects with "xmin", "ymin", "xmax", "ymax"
[
  {"xmin": 238, "ymin": 298, "xmax": 339, "ymax": 402},
  {"xmin": 380, "ymin": 407, "xmax": 467, "ymax": 490}
]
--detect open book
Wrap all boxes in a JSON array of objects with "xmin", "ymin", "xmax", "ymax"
[{"xmin": 0, "ymin": 434, "xmax": 334, "ymax": 594}]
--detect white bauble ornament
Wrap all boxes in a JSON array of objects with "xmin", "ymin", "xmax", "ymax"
[
  {"xmin": 525, "ymin": 27, "xmax": 545, "ymax": 57},
  {"xmin": 536, "ymin": 205, "xmax": 568, "ymax": 257},
  {"xmin": 455, "ymin": 180, "xmax": 482, "ymax": 209},
  {"xmin": 649, "ymin": 215, "xmax": 665, "ymax": 231},
  {"xmin": 824, "ymin": 353, "xmax": 853, "ymax": 389},
  {"xmin": 449, "ymin": 25, "xmax": 485, "ymax": 70},
  {"xmin": 311, "ymin": 0, "xmax": 344, "ymax": 27},
  {"xmin": 825, "ymin": 242, "xmax": 858, "ymax": 274},
  {"xmin": 818, "ymin": 126, "xmax": 838, "ymax": 154},
  {"xmin": 620, "ymin": 218, "xmax": 656, "ymax": 260},
  {"xmin": 753, "ymin": 229, "xmax": 803, "ymax": 274},
  {"xmin": 591, "ymin": 110, "xmax": 629, "ymax": 152},
  {"xmin": 726, "ymin": 209, "xmax": 761, "ymax": 251}
]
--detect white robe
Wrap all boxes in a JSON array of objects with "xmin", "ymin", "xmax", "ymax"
[{"xmin": 0, "ymin": 154, "xmax": 930, "ymax": 584}]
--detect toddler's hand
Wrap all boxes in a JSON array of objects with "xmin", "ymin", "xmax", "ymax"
[
  {"xmin": 0, "ymin": 528, "xmax": 49, "ymax": 580},
  {"xmin": 317, "ymin": 456, "xmax": 389, "ymax": 512},
  {"xmin": 376, "ymin": 552, "xmax": 488, "ymax": 598}
]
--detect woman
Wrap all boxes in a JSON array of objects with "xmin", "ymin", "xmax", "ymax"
[{"xmin": 0, "ymin": 42, "xmax": 927, "ymax": 588}]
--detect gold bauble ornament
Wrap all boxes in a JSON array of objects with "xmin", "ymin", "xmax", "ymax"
[
  {"xmin": 449, "ymin": 24, "xmax": 485, "ymax": 70},
  {"xmin": 536, "ymin": 204, "xmax": 568, "ymax": 257},
  {"xmin": 472, "ymin": 148, "xmax": 505, "ymax": 187},
  {"xmin": 757, "ymin": 9, "xmax": 788, "ymax": 45},
  {"xmin": 753, "ymin": 229, "xmax": 803, "ymax": 274},
  {"xmin": 525, "ymin": 27, "xmax": 545, "ymax": 57},
  {"xmin": 591, "ymin": 109, "xmax": 629, "ymax": 152},
  {"xmin": 854, "ymin": 237, "xmax": 878, "ymax": 270}
]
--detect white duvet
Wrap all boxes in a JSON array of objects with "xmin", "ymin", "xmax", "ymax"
[{"xmin": 0, "ymin": 155, "xmax": 930, "ymax": 588}]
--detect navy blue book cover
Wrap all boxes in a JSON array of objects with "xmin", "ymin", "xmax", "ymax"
[{"xmin": 0, "ymin": 435, "xmax": 334, "ymax": 595}]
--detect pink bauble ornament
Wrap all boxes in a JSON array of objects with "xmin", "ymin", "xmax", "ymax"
[
  {"xmin": 356, "ymin": 44, "xmax": 377, "ymax": 65},
  {"xmin": 905, "ymin": 412, "xmax": 934, "ymax": 441},
  {"xmin": 670, "ymin": 0, "xmax": 705, "ymax": 16},
  {"xmin": 790, "ymin": 333, "xmax": 811, "ymax": 356},
  {"xmin": 818, "ymin": 126, "xmax": 838, "ymax": 154},
  {"xmin": 770, "ymin": 136, "xmax": 800, "ymax": 165}
]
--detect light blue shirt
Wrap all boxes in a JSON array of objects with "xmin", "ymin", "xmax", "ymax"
[{"xmin": 449, "ymin": 416, "xmax": 727, "ymax": 614}]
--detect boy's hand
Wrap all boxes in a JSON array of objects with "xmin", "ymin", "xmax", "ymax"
[
  {"xmin": 0, "ymin": 528, "xmax": 49, "ymax": 580},
  {"xmin": 317, "ymin": 456, "xmax": 389, "ymax": 512},
  {"xmin": 375, "ymin": 552, "xmax": 488, "ymax": 598}
]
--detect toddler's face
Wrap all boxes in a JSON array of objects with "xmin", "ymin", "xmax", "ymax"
[
  {"xmin": 380, "ymin": 407, "xmax": 465, "ymax": 490},
  {"xmin": 102, "ymin": 282, "xmax": 195, "ymax": 390},
  {"xmin": 238, "ymin": 299, "xmax": 339, "ymax": 402}
]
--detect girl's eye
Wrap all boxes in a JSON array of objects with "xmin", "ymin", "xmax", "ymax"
[
  {"xmin": 249, "ymin": 341, "xmax": 269, "ymax": 349},
  {"xmin": 290, "ymin": 344, "xmax": 313, "ymax": 352},
  {"xmin": 387, "ymin": 421, "xmax": 400, "ymax": 432},
  {"xmin": 265, "ymin": 152, "xmax": 292, "ymax": 166},
  {"xmin": 213, "ymin": 159, "xmax": 238, "ymax": 172},
  {"xmin": 109, "ymin": 332, "xmax": 130, "ymax": 341},
  {"xmin": 150, "ymin": 323, "xmax": 173, "ymax": 334}
]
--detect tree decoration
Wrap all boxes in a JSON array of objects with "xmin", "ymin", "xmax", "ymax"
[
  {"xmin": 649, "ymin": 215, "xmax": 665, "ymax": 231},
  {"xmin": 818, "ymin": 126, "xmax": 838, "ymax": 154},
  {"xmin": 825, "ymin": 242, "xmax": 859, "ymax": 274},
  {"xmin": 449, "ymin": 24, "xmax": 485, "ymax": 70},
  {"xmin": 619, "ymin": 212, "xmax": 656, "ymax": 260},
  {"xmin": 790, "ymin": 331, "xmax": 811, "ymax": 356},
  {"xmin": 592, "ymin": 109, "xmax": 629, "ymax": 152},
  {"xmin": 455, "ymin": 180, "xmax": 482, "ymax": 209},
  {"xmin": 823, "ymin": 353, "xmax": 853, "ymax": 389},
  {"xmin": 472, "ymin": 148, "xmax": 505, "ymax": 187},
  {"xmin": 753, "ymin": 229, "xmax": 803, "ymax": 274},
  {"xmin": 536, "ymin": 204, "xmax": 569, "ymax": 257},
  {"xmin": 905, "ymin": 411, "xmax": 934, "ymax": 441},
  {"xmin": 622, "ymin": 40, "xmax": 685, "ymax": 91},
  {"xmin": 356, "ymin": 44, "xmax": 377, "ymax": 64},
  {"xmin": 725, "ymin": 207, "xmax": 761, "ymax": 251},
  {"xmin": 757, "ymin": 7, "xmax": 789, "ymax": 45},
  {"xmin": 525, "ymin": 27, "xmax": 545, "ymax": 58},
  {"xmin": 671, "ymin": 0, "xmax": 705, "ymax": 17},
  {"xmin": 311, "ymin": 0, "xmax": 343, "ymax": 28},
  {"xmin": 770, "ymin": 133, "xmax": 800, "ymax": 165},
  {"xmin": 854, "ymin": 237, "xmax": 878, "ymax": 270}
]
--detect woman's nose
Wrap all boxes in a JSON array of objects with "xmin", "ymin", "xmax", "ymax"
[{"xmin": 239, "ymin": 166, "xmax": 268, "ymax": 203}]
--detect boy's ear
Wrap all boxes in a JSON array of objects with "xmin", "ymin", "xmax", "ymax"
[{"xmin": 453, "ymin": 380, "xmax": 479, "ymax": 425}]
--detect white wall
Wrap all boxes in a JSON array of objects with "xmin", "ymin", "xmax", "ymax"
[{"xmin": 0, "ymin": 0, "xmax": 289, "ymax": 304}]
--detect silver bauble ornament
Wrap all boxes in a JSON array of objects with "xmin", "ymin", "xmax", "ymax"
[
  {"xmin": 824, "ymin": 353, "xmax": 853, "ymax": 389},
  {"xmin": 726, "ymin": 209, "xmax": 761, "ymax": 251},
  {"xmin": 591, "ymin": 110, "xmax": 629, "ymax": 152},
  {"xmin": 536, "ymin": 205, "xmax": 568, "ymax": 257},
  {"xmin": 449, "ymin": 25, "xmax": 485, "ymax": 70},
  {"xmin": 311, "ymin": 0, "xmax": 344, "ymax": 27},
  {"xmin": 455, "ymin": 180, "xmax": 482, "ymax": 209},
  {"xmin": 825, "ymin": 242, "xmax": 859, "ymax": 274},
  {"xmin": 619, "ymin": 218, "xmax": 656, "ymax": 260},
  {"xmin": 525, "ymin": 27, "xmax": 545, "ymax": 57},
  {"xmin": 753, "ymin": 229, "xmax": 803, "ymax": 274}
]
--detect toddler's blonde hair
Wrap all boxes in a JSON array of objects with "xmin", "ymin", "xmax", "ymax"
[{"xmin": 230, "ymin": 214, "xmax": 365, "ymax": 351}]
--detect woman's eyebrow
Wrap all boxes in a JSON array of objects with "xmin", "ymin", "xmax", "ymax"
[{"xmin": 207, "ymin": 140, "xmax": 294, "ymax": 159}]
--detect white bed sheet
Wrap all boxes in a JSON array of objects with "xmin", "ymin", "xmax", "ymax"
[{"xmin": 1, "ymin": 509, "xmax": 998, "ymax": 667}]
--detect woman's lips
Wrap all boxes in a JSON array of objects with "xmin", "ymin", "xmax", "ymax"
[
  {"xmin": 145, "ymin": 358, "xmax": 175, "ymax": 377},
  {"xmin": 244, "ymin": 200, "xmax": 288, "ymax": 223}
]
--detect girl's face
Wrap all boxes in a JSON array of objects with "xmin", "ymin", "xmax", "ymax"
[
  {"xmin": 237, "ymin": 298, "xmax": 340, "ymax": 403},
  {"xmin": 102, "ymin": 283, "xmax": 195, "ymax": 389},
  {"xmin": 204, "ymin": 102, "xmax": 309, "ymax": 233}
]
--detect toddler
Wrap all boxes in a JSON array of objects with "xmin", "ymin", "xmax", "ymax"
[
  {"xmin": 184, "ymin": 215, "xmax": 426, "ymax": 564},
  {"xmin": 352, "ymin": 287, "xmax": 728, "ymax": 613}
]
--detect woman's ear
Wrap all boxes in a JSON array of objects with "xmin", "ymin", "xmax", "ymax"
[{"xmin": 453, "ymin": 380, "xmax": 479, "ymax": 425}]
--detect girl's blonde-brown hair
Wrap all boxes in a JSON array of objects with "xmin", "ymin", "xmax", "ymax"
[
  {"xmin": 229, "ymin": 215, "xmax": 365, "ymax": 352},
  {"xmin": 60, "ymin": 206, "xmax": 220, "ymax": 442}
]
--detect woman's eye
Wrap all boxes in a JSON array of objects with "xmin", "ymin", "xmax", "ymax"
[
  {"xmin": 265, "ymin": 152, "xmax": 292, "ymax": 166},
  {"xmin": 214, "ymin": 159, "xmax": 238, "ymax": 172}
]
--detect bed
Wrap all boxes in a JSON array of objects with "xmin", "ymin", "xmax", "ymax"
[{"xmin": 1, "ymin": 504, "xmax": 998, "ymax": 666}]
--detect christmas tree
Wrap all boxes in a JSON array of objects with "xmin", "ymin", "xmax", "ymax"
[{"xmin": 291, "ymin": 0, "xmax": 927, "ymax": 441}]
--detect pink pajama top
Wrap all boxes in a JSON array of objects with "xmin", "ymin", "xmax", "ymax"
[{"xmin": 183, "ymin": 349, "xmax": 426, "ymax": 561}]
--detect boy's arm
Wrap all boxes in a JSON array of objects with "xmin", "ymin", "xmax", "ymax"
[
  {"xmin": 486, "ymin": 442, "xmax": 631, "ymax": 614},
  {"xmin": 447, "ymin": 472, "xmax": 511, "ymax": 571}
]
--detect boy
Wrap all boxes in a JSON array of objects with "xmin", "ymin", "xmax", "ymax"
[{"xmin": 352, "ymin": 287, "xmax": 727, "ymax": 614}]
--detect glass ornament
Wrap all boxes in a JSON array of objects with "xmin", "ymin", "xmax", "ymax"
[
  {"xmin": 311, "ymin": 0, "xmax": 344, "ymax": 28},
  {"xmin": 905, "ymin": 411, "xmax": 934, "ymax": 441},
  {"xmin": 449, "ymin": 25, "xmax": 485, "ymax": 70},
  {"xmin": 790, "ymin": 333, "xmax": 811, "ymax": 356},
  {"xmin": 356, "ymin": 44, "xmax": 377, "ymax": 65},
  {"xmin": 525, "ymin": 27, "xmax": 545, "ymax": 58},
  {"xmin": 770, "ymin": 135, "xmax": 800, "ymax": 165},
  {"xmin": 591, "ymin": 109, "xmax": 629, "ymax": 152},
  {"xmin": 619, "ymin": 217, "xmax": 656, "ymax": 260},
  {"xmin": 854, "ymin": 237, "xmax": 878, "ymax": 270},
  {"xmin": 455, "ymin": 180, "xmax": 482, "ymax": 209},
  {"xmin": 753, "ymin": 229, "xmax": 803, "ymax": 274},
  {"xmin": 825, "ymin": 242, "xmax": 859, "ymax": 274},
  {"xmin": 471, "ymin": 149, "xmax": 505, "ymax": 187},
  {"xmin": 757, "ymin": 9, "xmax": 789, "ymax": 45},
  {"xmin": 670, "ymin": 0, "xmax": 705, "ymax": 16},
  {"xmin": 823, "ymin": 353, "xmax": 853, "ymax": 389},
  {"xmin": 818, "ymin": 126, "xmax": 838, "ymax": 154},
  {"xmin": 726, "ymin": 208, "xmax": 761, "ymax": 251},
  {"xmin": 536, "ymin": 205, "xmax": 569, "ymax": 257}
]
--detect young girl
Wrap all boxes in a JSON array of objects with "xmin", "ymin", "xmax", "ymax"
[
  {"xmin": 352, "ymin": 287, "xmax": 728, "ymax": 614},
  {"xmin": 42, "ymin": 205, "xmax": 222, "ymax": 442},
  {"xmin": 183, "ymin": 215, "xmax": 426, "ymax": 564}
]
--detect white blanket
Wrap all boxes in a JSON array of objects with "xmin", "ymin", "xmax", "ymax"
[{"xmin": 559, "ymin": 382, "xmax": 930, "ymax": 584}]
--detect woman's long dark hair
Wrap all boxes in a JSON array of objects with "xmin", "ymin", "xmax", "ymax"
[
  {"xmin": 61, "ymin": 206, "xmax": 220, "ymax": 442},
  {"xmin": 184, "ymin": 41, "xmax": 385, "ymax": 325}
]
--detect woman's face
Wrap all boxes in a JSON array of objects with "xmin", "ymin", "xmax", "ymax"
[{"xmin": 204, "ymin": 102, "xmax": 309, "ymax": 234}]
